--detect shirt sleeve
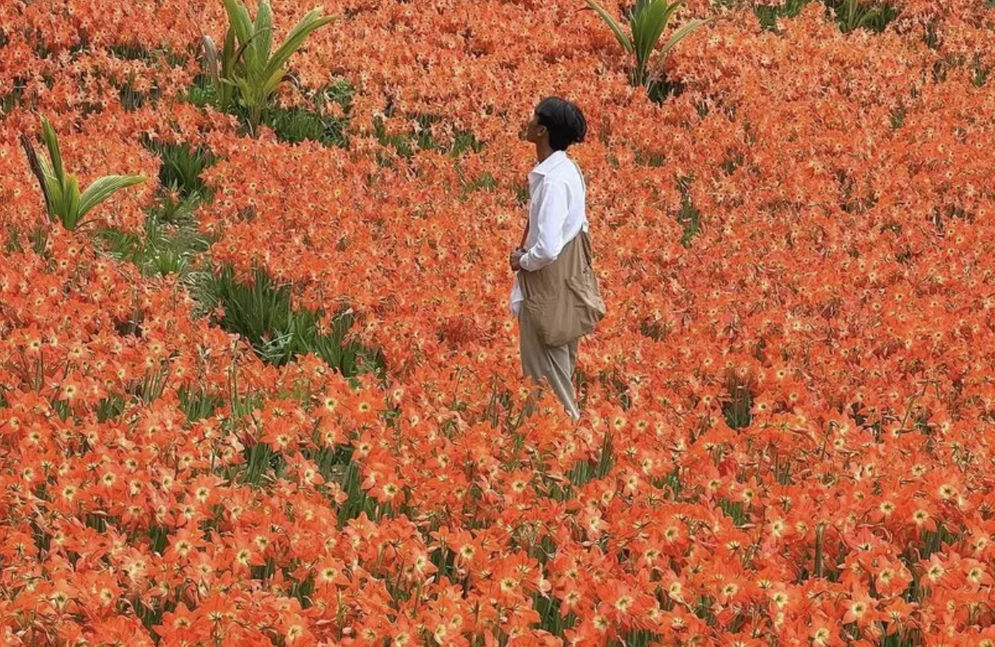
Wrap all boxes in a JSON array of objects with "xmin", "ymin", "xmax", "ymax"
[{"xmin": 519, "ymin": 179, "xmax": 569, "ymax": 272}]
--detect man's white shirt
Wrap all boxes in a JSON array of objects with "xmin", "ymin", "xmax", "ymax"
[{"xmin": 510, "ymin": 149, "xmax": 589, "ymax": 317}]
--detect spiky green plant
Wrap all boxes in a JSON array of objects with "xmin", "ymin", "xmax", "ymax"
[
  {"xmin": 753, "ymin": 0, "xmax": 810, "ymax": 30},
  {"xmin": 19, "ymin": 117, "xmax": 145, "ymax": 230},
  {"xmin": 580, "ymin": 0, "xmax": 712, "ymax": 96},
  {"xmin": 202, "ymin": 0, "xmax": 335, "ymax": 133},
  {"xmin": 200, "ymin": 30, "xmax": 238, "ymax": 116},
  {"xmin": 831, "ymin": 0, "xmax": 897, "ymax": 32},
  {"xmin": 196, "ymin": 264, "xmax": 383, "ymax": 377}
]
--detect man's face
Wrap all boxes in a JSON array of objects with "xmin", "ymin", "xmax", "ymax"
[{"xmin": 523, "ymin": 111, "xmax": 545, "ymax": 143}]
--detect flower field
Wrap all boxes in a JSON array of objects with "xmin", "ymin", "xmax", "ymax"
[{"xmin": 2, "ymin": 0, "xmax": 995, "ymax": 644}]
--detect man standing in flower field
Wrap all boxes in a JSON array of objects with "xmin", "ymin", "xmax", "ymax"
[{"xmin": 510, "ymin": 97, "xmax": 605, "ymax": 421}]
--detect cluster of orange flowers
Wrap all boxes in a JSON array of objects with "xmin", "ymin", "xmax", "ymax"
[{"xmin": 3, "ymin": 0, "xmax": 995, "ymax": 645}]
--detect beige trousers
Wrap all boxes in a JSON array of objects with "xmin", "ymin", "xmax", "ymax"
[{"xmin": 518, "ymin": 308, "xmax": 580, "ymax": 420}]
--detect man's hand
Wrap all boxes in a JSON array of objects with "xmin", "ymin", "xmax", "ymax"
[{"xmin": 509, "ymin": 248, "xmax": 525, "ymax": 272}]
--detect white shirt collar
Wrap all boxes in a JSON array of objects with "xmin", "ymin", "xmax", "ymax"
[{"xmin": 528, "ymin": 149, "xmax": 569, "ymax": 179}]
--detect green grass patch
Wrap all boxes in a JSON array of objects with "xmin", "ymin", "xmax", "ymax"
[
  {"xmin": 889, "ymin": 102, "xmax": 907, "ymax": 129},
  {"xmin": 752, "ymin": 0, "xmax": 810, "ymax": 30},
  {"xmin": 722, "ymin": 378, "xmax": 753, "ymax": 430},
  {"xmin": 94, "ymin": 135, "xmax": 213, "ymax": 277},
  {"xmin": 373, "ymin": 110, "xmax": 483, "ymax": 161},
  {"xmin": 3, "ymin": 224, "xmax": 47, "ymax": 255},
  {"xmin": 178, "ymin": 385, "xmax": 225, "ymax": 422},
  {"xmin": 187, "ymin": 76, "xmax": 353, "ymax": 148},
  {"xmin": 0, "ymin": 77, "xmax": 27, "ymax": 116},
  {"xmin": 634, "ymin": 150, "xmax": 666, "ymax": 167},
  {"xmin": 139, "ymin": 136, "xmax": 216, "ymax": 201},
  {"xmin": 96, "ymin": 393, "xmax": 127, "ymax": 422},
  {"xmin": 265, "ymin": 104, "xmax": 349, "ymax": 146},
  {"xmin": 196, "ymin": 264, "xmax": 384, "ymax": 378},
  {"xmin": 749, "ymin": 0, "xmax": 897, "ymax": 33},
  {"xmin": 827, "ymin": 0, "xmax": 898, "ymax": 33},
  {"xmin": 646, "ymin": 76, "xmax": 685, "ymax": 106},
  {"xmin": 676, "ymin": 177, "xmax": 701, "ymax": 247},
  {"xmin": 721, "ymin": 151, "xmax": 744, "ymax": 175},
  {"xmin": 923, "ymin": 18, "xmax": 940, "ymax": 49},
  {"xmin": 106, "ymin": 43, "xmax": 187, "ymax": 66},
  {"xmin": 970, "ymin": 55, "xmax": 990, "ymax": 87},
  {"xmin": 456, "ymin": 170, "xmax": 498, "ymax": 201},
  {"xmin": 718, "ymin": 497, "xmax": 749, "ymax": 525},
  {"xmin": 652, "ymin": 467, "xmax": 686, "ymax": 500},
  {"xmin": 116, "ymin": 74, "xmax": 163, "ymax": 111},
  {"xmin": 336, "ymin": 458, "xmax": 378, "ymax": 527},
  {"xmin": 106, "ymin": 43, "xmax": 150, "ymax": 61},
  {"xmin": 532, "ymin": 595, "xmax": 578, "ymax": 636},
  {"xmin": 565, "ymin": 432, "xmax": 615, "ymax": 489},
  {"xmin": 95, "ymin": 197, "xmax": 212, "ymax": 278}
]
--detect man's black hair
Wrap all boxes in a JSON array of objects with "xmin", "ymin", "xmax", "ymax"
[{"xmin": 535, "ymin": 96, "xmax": 587, "ymax": 152}]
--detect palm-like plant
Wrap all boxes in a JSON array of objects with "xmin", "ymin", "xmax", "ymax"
[
  {"xmin": 581, "ymin": 0, "xmax": 712, "ymax": 95},
  {"xmin": 19, "ymin": 117, "xmax": 145, "ymax": 231},
  {"xmin": 202, "ymin": 0, "xmax": 335, "ymax": 133}
]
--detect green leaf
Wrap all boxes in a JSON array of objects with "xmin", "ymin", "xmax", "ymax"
[
  {"xmin": 580, "ymin": 0, "xmax": 633, "ymax": 53},
  {"xmin": 40, "ymin": 117, "xmax": 64, "ymax": 180},
  {"xmin": 857, "ymin": 5, "xmax": 884, "ymax": 30},
  {"xmin": 631, "ymin": 0, "xmax": 682, "ymax": 77},
  {"xmin": 77, "ymin": 175, "xmax": 146, "ymax": 221},
  {"xmin": 234, "ymin": 75, "xmax": 254, "ymax": 100},
  {"xmin": 261, "ymin": 65, "xmax": 286, "ymax": 99},
  {"xmin": 223, "ymin": 0, "xmax": 253, "ymax": 46},
  {"xmin": 264, "ymin": 10, "xmax": 335, "ymax": 83},
  {"xmin": 251, "ymin": 0, "xmax": 274, "ymax": 76},
  {"xmin": 222, "ymin": 26, "xmax": 236, "ymax": 77},
  {"xmin": 63, "ymin": 173, "xmax": 81, "ymax": 229},
  {"xmin": 659, "ymin": 16, "xmax": 712, "ymax": 59},
  {"xmin": 42, "ymin": 174, "xmax": 64, "ymax": 215},
  {"xmin": 220, "ymin": 27, "xmax": 238, "ymax": 109},
  {"xmin": 35, "ymin": 156, "xmax": 61, "ymax": 213}
]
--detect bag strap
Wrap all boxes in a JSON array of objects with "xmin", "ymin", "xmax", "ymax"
[
  {"xmin": 569, "ymin": 158, "xmax": 595, "ymax": 266},
  {"xmin": 580, "ymin": 229, "xmax": 593, "ymax": 267},
  {"xmin": 571, "ymin": 158, "xmax": 586, "ymax": 195}
]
